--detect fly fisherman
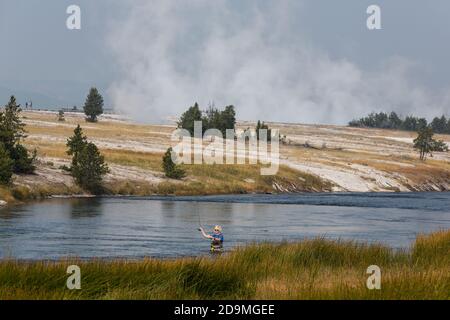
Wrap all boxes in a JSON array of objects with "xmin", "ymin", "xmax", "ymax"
[{"xmin": 199, "ymin": 225, "xmax": 224, "ymax": 253}]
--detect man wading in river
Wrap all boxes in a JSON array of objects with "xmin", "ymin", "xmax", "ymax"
[{"xmin": 199, "ymin": 225, "xmax": 224, "ymax": 254}]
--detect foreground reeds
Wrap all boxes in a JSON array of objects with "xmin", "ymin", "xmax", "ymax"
[{"xmin": 0, "ymin": 230, "xmax": 448, "ymax": 300}]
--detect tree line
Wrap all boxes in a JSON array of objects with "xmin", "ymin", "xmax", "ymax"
[
  {"xmin": 164, "ymin": 103, "xmax": 277, "ymax": 179},
  {"xmin": 177, "ymin": 102, "xmax": 236, "ymax": 136},
  {"xmin": 349, "ymin": 112, "xmax": 450, "ymax": 134},
  {"xmin": 0, "ymin": 95, "xmax": 108, "ymax": 193}
]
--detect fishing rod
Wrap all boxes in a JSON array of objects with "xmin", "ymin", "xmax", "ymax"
[{"xmin": 196, "ymin": 201, "xmax": 203, "ymax": 231}]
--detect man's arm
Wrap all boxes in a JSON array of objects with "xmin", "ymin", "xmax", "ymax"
[{"xmin": 199, "ymin": 227, "xmax": 212, "ymax": 239}]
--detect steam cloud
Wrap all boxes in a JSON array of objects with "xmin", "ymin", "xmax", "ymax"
[{"xmin": 107, "ymin": 0, "xmax": 449, "ymax": 125}]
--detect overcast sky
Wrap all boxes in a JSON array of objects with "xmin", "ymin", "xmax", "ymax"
[{"xmin": 0, "ymin": 0, "xmax": 449, "ymax": 124}]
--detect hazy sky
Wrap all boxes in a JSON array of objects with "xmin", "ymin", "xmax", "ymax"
[{"xmin": 0, "ymin": 0, "xmax": 449, "ymax": 124}]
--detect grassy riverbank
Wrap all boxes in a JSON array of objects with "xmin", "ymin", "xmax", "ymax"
[{"xmin": 0, "ymin": 229, "xmax": 448, "ymax": 300}]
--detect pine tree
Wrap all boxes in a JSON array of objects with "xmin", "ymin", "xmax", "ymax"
[
  {"xmin": 71, "ymin": 142, "xmax": 109, "ymax": 192},
  {"xmin": 413, "ymin": 125, "xmax": 448, "ymax": 160},
  {"xmin": 162, "ymin": 147, "xmax": 185, "ymax": 179},
  {"xmin": 0, "ymin": 96, "xmax": 35, "ymax": 174},
  {"xmin": 177, "ymin": 103, "xmax": 202, "ymax": 136},
  {"xmin": 66, "ymin": 125, "xmax": 88, "ymax": 168},
  {"xmin": 10, "ymin": 144, "xmax": 36, "ymax": 173},
  {"xmin": 83, "ymin": 87, "xmax": 104, "ymax": 122},
  {"xmin": 0, "ymin": 96, "xmax": 26, "ymax": 151},
  {"xmin": 220, "ymin": 105, "xmax": 236, "ymax": 136},
  {"xmin": 0, "ymin": 143, "xmax": 13, "ymax": 184},
  {"xmin": 58, "ymin": 110, "xmax": 65, "ymax": 122},
  {"xmin": 256, "ymin": 120, "xmax": 272, "ymax": 141}
]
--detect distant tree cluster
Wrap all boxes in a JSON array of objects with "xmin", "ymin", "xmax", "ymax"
[
  {"xmin": 0, "ymin": 96, "xmax": 36, "ymax": 184},
  {"xmin": 350, "ymin": 112, "xmax": 450, "ymax": 134},
  {"xmin": 349, "ymin": 112, "xmax": 430, "ymax": 131},
  {"xmin": 255, "ymin": 120, "xmax": 273, "ymax": 141},
  {"xmin": 177, "ymin": 103, "xmax": 236, "ymax": 136}
]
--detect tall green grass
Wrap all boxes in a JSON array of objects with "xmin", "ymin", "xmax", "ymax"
[{"xmin": 0, "ymin": 230, "xmax": 448, "ymax": 300}]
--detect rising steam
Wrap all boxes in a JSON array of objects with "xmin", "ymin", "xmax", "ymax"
[{"xmin": 107, "ymin": 0, "xmax": 449, "ymax": 124}]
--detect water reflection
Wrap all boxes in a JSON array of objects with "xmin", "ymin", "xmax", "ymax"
[
  {"xmin": 69, "ymin": 198, "xmax": 103, "ymax": 219},
  {"xmin": 0, "ymin": 193, "xmax": 449, "ymax": 260}
]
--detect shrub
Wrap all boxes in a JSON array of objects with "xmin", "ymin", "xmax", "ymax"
[
  {"xmin": 10, "ymin": 144, "xmax": 36, "ymax": 174},
  {"xmin": 162, "ymin": 148, "xmax": 185, "ymax": 179},
  {"xmin": 71, "ymin": 142, "xmax": 109, "ymax": 193},
  {"xmin": 0, "ymin": 143, "xmax": 13, "ymax": 184}
]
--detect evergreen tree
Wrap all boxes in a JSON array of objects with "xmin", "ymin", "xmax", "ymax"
[
  {"xmin": 388, "ymin": 112, "xmax": 402, "ymax": 129},
  {"xmin": 412, "ymin": 127, "xmax": 447, "ymax": 160},
  {"xmin": 71, "ymin": 142, "xmax": 109, "ymax": 192},
  {"xmin": 203, "ymin": 105, "xmax": 221, "ymax": 133},
  {"xmin": 220, "ymin": 105, "xmax": 236, "ymax": 136},
  {"xmin": 83, "ymin": 87, "xmax": 104, "ymax": 122},
  {"xmin": 256, "ymin": 120, "xmax": 272, "ymax": 141},
  {"xmin": 58, "ymin": 110, "xmax": 65, "ymax": 122},
  {"xmin": 10, "ymin": 144, "xmax": 36, "ymax": 173},
  {"xmin": 162, "ymin": 147, "xmax": 185, "ymax": 179},
  {"xmin": 414, "ymin": 127, "xmax": 433, "ymax": 160},
  {"xmin": 0, "ymin": 143, "xmax": 13, "ymax": 184},
  {"xmin": 0, "ymin": 96, "xmax": 35, "ymax": 174},
  {"xmin": 66, "ymin": 125, "xmax": 88, "ymax": 168},
  {"xmin": 417, "ymin": 118, "xmax": 428, "ymax": 131},
  {"xmin": 431, "ymin": 115, "xmax": 447, "ymax": 133},
  {"xmin": 177, "ymin": 103, "xmax": 236, "ymax": 137},
  {"xmin": 402, "ymin": 116, "xmax": 418, "ymax": 131},
  {"xmin": 0, "ymin": 96, "xmax": 26, "ymax": 151},
  {"xmin": 177, "ymin": 103, "xmax": 202, "ymax": 136}
]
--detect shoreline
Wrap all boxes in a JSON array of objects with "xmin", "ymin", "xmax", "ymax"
[
  {"xmin": 1, "ymin": 230, "xmax": 448, "ymax": 300},
  {"xmin": 2, "ymin": 188, "xmax": 450, "ymax": 208},
  {"xmin": 1, "ymin": 110, "xmax": 450, "ymax": 206}
]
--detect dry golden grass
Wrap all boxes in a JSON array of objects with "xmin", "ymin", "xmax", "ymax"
[
  {"xmin": 0, "ymin": 230, "xmax": 448, "ymax": 300},
  {"xmin": 9, "ymin": 110, "xmax": 450, "ymax": 199}
]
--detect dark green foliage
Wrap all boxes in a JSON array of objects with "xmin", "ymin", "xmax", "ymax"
[
  {"xmin": 203, "ymin": 105, "xmax": 236, "ymax": 137},
  {"xmin": 0, "ymin": 96, "xmax": 35, "ymax": 175},
  {"xmin": 388, "ymin": 112, "xmax": 402, "ymax": 128},
  {"xmin": 255, "ymin": 120, "xmax": 272, "ymax": 141},
  {"xmin": 349, "ymin": 112, "xmax": 428, "ymax": 132},
  {"xmin": 430, "ymin": 139, "xmax": 449, "ymax": 152},
  {"xmin": 0, "ymin": 96, "xmax": 26, "ymax": 151},
  {"xmin": 220, "ymin": 105, "xmax": 237, "ymax": 136},
  {"xmin": 10, "ymin": 144, "xmax": 36, "ymax": 174},
  {"xmin": 71, "ymin": 142, "xmax": 109, "ymax": 192},
  {"xmin": 0, "ymin": 143, "xmax": 13, "ymax": 184},
  {"xmin": 430, "ymin": 116, "xmax": 447, "ymax": 133},
  {"xmin": 177, "ymin": 103, "xmax": 236, "ymax": 137},
  {"xmin": 162, "ymin": 147, "xmax": 185, "ymax": 179},
  {"xmin": 401, "ymin": 115, "xmax": 427, "ymax": 131},
  {"xmin": 177, "ymin": 103, "xmax": 202, "ymax": 136},
  {"xmin": 349, "ymin": 111, "xmax": 450, "ymax": 134},
  {"xmin": 57, "ymin": 110, "xmax": 65, "ymax": 122},
  {"xmin": 66, "ymin": 125, "xmax": 88, "ymax": 168},
  {"xmin": 83, "ymin": 87, "xmax": 104, "ymax": 122},
  {"xmin": 66, "ymin": 125, "xmax": 108, "ymax": 192},
  {"xmin": 413, "ymin": 127, "xmax": 447, "ymax": 160}
]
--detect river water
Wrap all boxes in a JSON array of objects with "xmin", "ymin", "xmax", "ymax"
[{"xmin": 0, "ymin": 193, "xmax": 449, "ymax": 259}]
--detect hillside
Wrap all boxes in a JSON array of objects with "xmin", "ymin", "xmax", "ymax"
[{"xmin": 2, "ymin": 110, "xmax": 450, "ymax": 202}]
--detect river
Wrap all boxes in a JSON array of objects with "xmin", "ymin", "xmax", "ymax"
[{"xmin": 0, "ymin": 192, "xmax": 449, "ymax": 259}]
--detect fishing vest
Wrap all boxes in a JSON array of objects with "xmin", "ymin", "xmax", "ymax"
[{"xmin": 210, "ymin": 237, "xmax": 223, "ymax": 253}]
